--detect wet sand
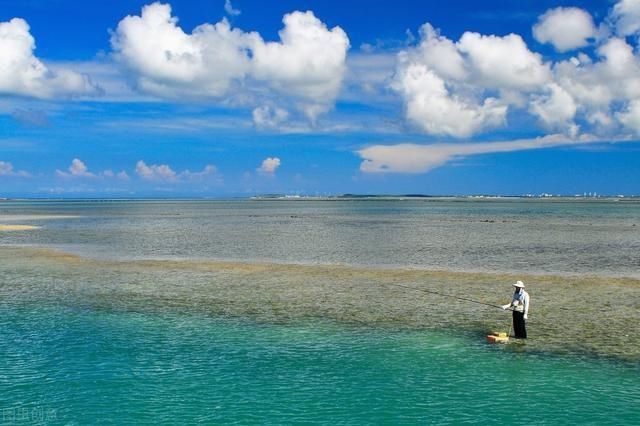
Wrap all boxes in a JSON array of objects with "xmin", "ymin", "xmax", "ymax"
[{"xmin": 1, "ymin": 246, "xmax": 639, "ymax": 362}]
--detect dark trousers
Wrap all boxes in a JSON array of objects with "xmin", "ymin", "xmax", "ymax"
[{"xmin": 513, "ymin": 311, "xmax": 527, "ymax": 339}]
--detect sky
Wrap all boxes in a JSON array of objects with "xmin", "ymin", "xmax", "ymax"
[{"xmin": 1, "ymin": 0, "xmax": 640, "ymax": 197}]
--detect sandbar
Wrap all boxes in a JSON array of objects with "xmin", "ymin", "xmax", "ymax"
[{"xmin": 0, "ymin": 224, "xmax": 41, "ymax": 231}]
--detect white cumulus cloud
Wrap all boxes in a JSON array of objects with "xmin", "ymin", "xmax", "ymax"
[
  {"xmin": 392, "ymin": 2, "xmax": 640, "ymax": 140},
  {"xmin": 529, "ymin": 83, "xmax": 578, "ymax": 134},
  {"xmin": 224, "ymin": 0, "xmax": 241, "ymax": 16},
  {"xmin": 135, "ymin": 160, "xmax": 219, "ymax": 182},
  {"xmin": 251, "ymin": 10, "xmax": 350, "ymax": 121},
  {"xmin": 56, "ymin": 158, "xmax": 96, "ymax": 178},
  {"xmin": 0, "ymin": 18, "xmax": 101, "ymax": 98},
  {"xmin": 56, "ymin": 159, "xmax": 128, "ymax": 179},
  {"xmin": 617, "ymin": 99, "xmax": 640, "ymax": 134},
  {"xmin": 135, "ymin": 160, "xmax": 177, "ymax": 181},
  {"xmin": 610, "ymin": 0, "xmax": 640, "ymax": 36},
  {"xmin": 111, "ymin": 2, "xmax": 256, "ymax": 99},
  {"xmin": 457, "ymin": 32, "xmax": 551, "ymax": 91},
  {"xmin": 393, "ymin": 24, "xmax": 550, "ymax": 137},
  {"xmin": 413, "ymin": 24, "xmax": 467, "ymax": 81},
  {"xmin": 0, "ymin": 161, "xmax": 30, "ymax": 177},
  {"xmin": 533, "ymin": 7, "xmax": 596, "ymax": 52},
  {"xmin": 111, "ymin": 3, "xmax": 349, "ymax": 123},
  {"xmin": 393, "ymin": 61, "xmax": 506, "ymax": 138},
  {"xmin": 180, "ymin": 165, "xmax": 219, "ymax": 181},
  {"xmin": 257, "ymin": 157, "xmax": 281, "ymax": 174},
  {"xmin": 550, "ymin": 36, "xmax": 640, "ymax": 134}
]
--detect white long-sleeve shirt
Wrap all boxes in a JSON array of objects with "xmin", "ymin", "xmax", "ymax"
[{"xmin": 509, "ymin": 289, "xmax": 530, "ymax": 316}]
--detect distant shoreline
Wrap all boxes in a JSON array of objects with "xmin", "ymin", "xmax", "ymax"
[{"xmin": 1, "ymin": 195, "xmax": 639, "ymax": 202}]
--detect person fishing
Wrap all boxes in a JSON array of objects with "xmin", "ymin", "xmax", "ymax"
[{"xmin": 502, "ymin": 280, "xmax": 530, "ymax": 338}]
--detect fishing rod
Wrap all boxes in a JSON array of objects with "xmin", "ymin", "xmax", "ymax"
[{"xmin": 387, "ymin": 282, "xmax": 574, "ymax": 313}]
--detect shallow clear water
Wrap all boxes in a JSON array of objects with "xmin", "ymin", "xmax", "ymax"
[
  {"xmin": 2, "ymin": 305, "xmax": 639, "ymax": 424},
  {"xmin": 1, "ymin": 199, "xmax": 639, "ymax": 424},
  {"xmin": 1, "ymin": 198, "xmax": 639, "ymax": 277}
]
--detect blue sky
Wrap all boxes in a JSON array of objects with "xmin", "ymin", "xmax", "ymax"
[{"xmin": 0, "ymin": 0, "xmax": 639, "ymax": 196}]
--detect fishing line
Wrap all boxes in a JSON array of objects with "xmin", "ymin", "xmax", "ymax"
[
  {"xmin": 382, "ymin": 282, "xmax": 509, "ymax": 310},
  {"xmin": 385, "ymin": 282, "xmax": 575, "ymax": 313}
]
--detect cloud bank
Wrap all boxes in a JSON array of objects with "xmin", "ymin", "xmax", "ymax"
[
  {"xmin": 135, "ymin": 160, "xmax": 219, "ymax": 182},
  {"xmin": 358, "ymin": 134, "xmax": 622, "ymax": 174},
  {"xmin": 361, "ymin": 1, "xmax": 640, "ymax": 178},
  {"xmin": 392, "ymin": 0, "xmax": 640, "ymax": 139},
  {"xmin": 56, "ymin": 158, "xmax": 128, "ymax": 179}
]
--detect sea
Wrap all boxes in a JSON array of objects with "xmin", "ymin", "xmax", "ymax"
[{"xmin": 0, "ymin": 198, "xmax": 639, "ymax": 424}]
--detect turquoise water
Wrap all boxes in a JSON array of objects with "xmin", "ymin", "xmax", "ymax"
[
  {"xmin": 1, "ymin": 199, "xmax": 640, "ymax": 424},
  {"xmin": 2, "ymin": 305, "xmax": 638, "ymax": 424}
]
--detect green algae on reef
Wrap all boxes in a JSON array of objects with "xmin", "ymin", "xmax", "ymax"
[{"xmin": 2, "ymin": 246, "xmax": 639, "ymax": 362}]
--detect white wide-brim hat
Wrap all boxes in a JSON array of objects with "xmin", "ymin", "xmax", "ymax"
[{"xmin": 512, "ymin": 280, "xmax": 525, "ymax": 288}]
